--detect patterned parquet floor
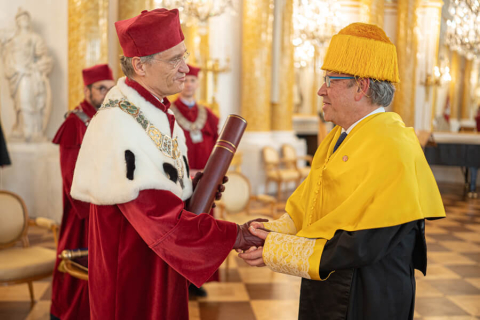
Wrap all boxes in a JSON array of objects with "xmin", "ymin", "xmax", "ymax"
[{"xmin": 0, "ymin": 183, "xmax": 479, "ymax": 320}]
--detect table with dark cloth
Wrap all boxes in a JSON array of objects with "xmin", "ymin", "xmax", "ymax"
[{"xmin": 424, "ymin": 133, "xmax": 480, "ymax": 196}]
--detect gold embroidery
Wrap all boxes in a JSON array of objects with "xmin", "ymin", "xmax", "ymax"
[
  {"xmin": 170, "ymin": 104, "xmax": 207, "ymax": 132},
  {"xmin": 264, "ymin": 213, "xmax": 297, "ymax": 235},
  {"xmin": 263, "ymin": 232, "xmax": 315, "ymax": 279}
]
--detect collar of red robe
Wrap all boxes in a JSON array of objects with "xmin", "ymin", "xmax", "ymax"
[
  {"xmin": 80, "ymin": 99, "xmax": 98, "ymax": 119},
  {"xmin": 174, "ymin": 98, "xmax": 198, "ymax": 115},
  {"xmin": 125, "ymin": 77, "xmax": 171, "ymax": 113}
]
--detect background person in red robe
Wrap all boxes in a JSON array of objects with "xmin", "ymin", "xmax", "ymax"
[
  {"xmin": 70, "ymin": 9, "xmax": 263, "ymax": 320},
  {"xmin": 172, "ymin": 65, "xmax": 219, "ymax": 171},
  {"xmin": 172, "ymin": 65, "xmax": 220, "ymax": 297},
  {"xmin": 51, "ymin": 64, "xmax": 114, "ymax": 320}
]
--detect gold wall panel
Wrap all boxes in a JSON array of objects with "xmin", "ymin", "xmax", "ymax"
[
  {"xmin": 241, "ymin": 0, "xmax": 274, "ymax": 132},
  {"xmin": 449, "ymin": 51, "xmax": 461, "ymax": 120},
  {"xmin": 272, "ymin": 0, "xmax": 294, "ymax": 131},
  {"xmin": 68, "ymin": 0, "xmax": 109, "ymax": 109},
  {"xmin": 391, "ymin": 0, "xmax": 420, "ymax": 127},
  {"xmin": 461, "ymin": 58, "xmax": 473, "ymax": 119},
  {"xmin": 361, "ymin": 0, "xmax": 384, "ymax": 26}
]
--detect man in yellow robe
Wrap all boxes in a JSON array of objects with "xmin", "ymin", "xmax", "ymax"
[{"xmin": 239, "ymin": 23, "xmax": 446, "ymax": 320}]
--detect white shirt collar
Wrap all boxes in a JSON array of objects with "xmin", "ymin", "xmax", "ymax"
[{"xmin": 342, "ymin": 107, "xmax": 385, "ymax": 134}]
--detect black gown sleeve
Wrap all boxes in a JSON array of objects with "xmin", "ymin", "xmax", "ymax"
[{"xmin": 320, "ymin": 220, "xmax": 422, "ymax": 272}]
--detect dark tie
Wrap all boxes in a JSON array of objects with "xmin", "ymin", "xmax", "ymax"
[{"xmin": 333, "ymin": 132, "xmax": 348, "ymax": 153}]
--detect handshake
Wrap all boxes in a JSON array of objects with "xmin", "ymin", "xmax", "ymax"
[{"xmin": 233, "ymin": 218, "xmax": 270, "ymax": 251}]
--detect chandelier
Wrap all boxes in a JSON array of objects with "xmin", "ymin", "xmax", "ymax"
[
  {"xmin": 445, "ymin": 0, "xmax": 480, "ymax": 60},
  {"xmin": 154, "ymin": 0, "xmax": 235, "ymax": 26},
  {"xmin": 293, "ymin": 0, "xmax": 343, "ymax": 68}
]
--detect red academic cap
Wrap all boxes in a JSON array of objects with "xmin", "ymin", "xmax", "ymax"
[
  {"xmin": 186, "ymin": 64, "xmax": 201, "ymax": 77},
  {"xmin": 82, "ymin": 64, "xmax": 114, "ymax": 86},
  {"xmin": 115, "ymin": 8, "xmax": 185, "ymax": 58}
]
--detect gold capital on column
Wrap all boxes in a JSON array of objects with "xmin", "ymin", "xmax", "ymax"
[
  {"xmin": 241, "ymin": 0, "xmax": 274, "ymax": 132},
  {"xmin": 272, "ymin": 0, "xmax": 294, "ymax": 131},
  {"xmin": 391, "ymin": 0, "xmax": 420, "ymax": 127},
  {"xmin": 68, "ymin": 0, "xmax": 109, "ymax": 109}
]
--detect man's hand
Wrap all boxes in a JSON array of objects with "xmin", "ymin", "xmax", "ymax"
[
  {"xmin": 191, "ymin": 172, "xmax": 228, "ymax": 208},
  {"xmin": 241, "ymin": 218, "xmax": 269, "ymax": 230},
  {"xmin": 233, "ymin": 221, "xmax": 267, "ymax": 251},
  {"xmin": 192, "ymin": 172, "xmax": 203, "ymax": 191},
  {"xmin": 238, "ymin": 246, "xmax": 265, "ymax": 267}
]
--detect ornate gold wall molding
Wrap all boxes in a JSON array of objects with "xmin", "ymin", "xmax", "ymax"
[
  {"xmin": 461, "ymin": 58, "xmax": 473, "ymax": 119},
  {"xmin": 241, "ymin": 0, "xmax": 274, "ymax": 131},
  {"xmin": 449, "ymin": 51, "xmax": 461, "ymax": 120},
  {"xmin": 391, "ymin": 0, "xmax": 420, "ymax": 127},
  {"xmin": 272, "ymin": 0, "xmax": 294, "ymax": 131},
  {"xmin": 68, "ymin": 0, "xmax": 109, "ymax": 109}
]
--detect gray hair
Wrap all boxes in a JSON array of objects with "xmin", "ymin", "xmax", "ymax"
[
  {"xmin": 119, "ymin": 53, "xmax": 157, "ymax": 78},
  {"xmin": 348, "ymin": 78, "xmax": 396, "ymax": 107},
  {"xmin": 369, "ymin": 79, "xmax": 395, "ymax": 107}
]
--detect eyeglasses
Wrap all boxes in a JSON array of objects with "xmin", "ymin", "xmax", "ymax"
[
  {"xmin": 92, "ymin": 85, "xmax": 113, "ymax": 94},
  {"xmin": 324, "ymin": 75, "xmax": 355, "ymax": 88},
  {"xmin": 153, "ymin": 51, "xmax": 190, "ymax": 69}
]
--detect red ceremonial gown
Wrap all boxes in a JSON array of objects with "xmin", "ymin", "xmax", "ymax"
[
  {"xmin": 173, "ymin": 99, "xmax": 219, "ymax": 170},
  {"xmin": 86, "ymin": 79, "xmax": 237, "ymax": 320},
  {"xmin": 51, "ymin": 100, "xmax": 96, "ymax": 320},
  {"xmin": 173, "ymin": 98, "xmax": 220, "ymax": 281}
]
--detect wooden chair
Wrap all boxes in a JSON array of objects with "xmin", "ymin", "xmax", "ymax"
[
  {"xmin": 281, "ymin": 144, "xmax": 313, "ymax": 181},
  {"xmin": 216, "ymin": 171, "xmax": 278, "ymax": 221},
  {"xmin": 262, "ymin": 146, "xmax": 301, "ymax": 200},
  {"xmin": 0, "ymin": 190, "xmax": 58, "ymax": 305},
  {"xmin": 229, "ymin": 152, "xmax": 243, "ymax": 173},
  {"xmin": 459, "ymin": 126, "xmax": 475, "ymax": 133}
]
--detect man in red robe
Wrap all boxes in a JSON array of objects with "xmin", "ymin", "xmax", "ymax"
[
  {"xmin": 51, "ymin": 64, "xmax": 114, "ymax": 320},
  {"xmin": 172, "ymin": 65, "xmax": 220, "ymax": 296},
  {"xmin": 70, "ymin": 9, "xmax": 263, "ymax": 320},
  {"xmin": 172, "ymin": 65, "xmax": 219, "ymax": 171}
]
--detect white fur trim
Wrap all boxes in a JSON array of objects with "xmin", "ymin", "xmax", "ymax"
[{"xmin": 71, "ymin": 77, "xmax": 192, "ymax": 205}]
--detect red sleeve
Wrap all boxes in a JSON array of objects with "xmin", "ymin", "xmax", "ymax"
[
  {"xmin": 118, "ymin": 189, "xmax": 237, "ymax": 287},
  {"xmin": 59, "ymin": 145, "xmax": 90, "ymax": 219},
  {"xmin": 55, "ymin": 115, "xmax": 90, "ymax": 219},
  {"xmin": 52, "ymin": 115, "xmax": 85, "ymax": 147}
]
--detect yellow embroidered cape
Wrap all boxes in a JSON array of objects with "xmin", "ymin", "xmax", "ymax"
[{"xmin": 263, "ymin": 112, "xmax": 445, "ymax": 280}]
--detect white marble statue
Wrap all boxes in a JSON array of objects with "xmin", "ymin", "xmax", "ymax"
[{"xmin": 0, "ymin": 8, "xmax": 53, "ymax": 142}]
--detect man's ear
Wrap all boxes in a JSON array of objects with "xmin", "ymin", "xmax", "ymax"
[
  {"xmin": 131, "ymin": 57, "xmax": 146, "ymax": 77},
  {"xmin": 355, "ymin": 78, "xmax": 370, "ymax": 101}
]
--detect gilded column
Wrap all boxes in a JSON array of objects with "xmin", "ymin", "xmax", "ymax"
[
  {"xmin": 117, "ymin": 0, "xmax": 155, "ymax": 77},
  {"xmin": 241, "ymin": 0, "xmax": 274, "ymax": 132},
  {"xmin": 461, "ymin": 58, "xmax": 473, "ymax": 120},
  {"xmin": 272, "ymin": 0, "xmax": 294, "ymax": 131},
  {"xmin": 198, "ymin": 31, "xmax": 210, "ymax": 105},
  {"xmin": 68, "ymin": 0, "xmax": 109, "ymax": 109},
  {"xmin": 361, "ymin": 0, "xmax": 385, "ymax": 26},
  {"xmin": 449, "ymin": 51, "xmax": 461, "ymax": 121},
  {"xmin": 391, "ymin": 0, "xmax": 420, "ymax": 127}
]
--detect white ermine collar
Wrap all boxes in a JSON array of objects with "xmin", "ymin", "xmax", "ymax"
[{"xmin": 71, "ymin": 77, "xmax": 193, "ymax": 205}]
